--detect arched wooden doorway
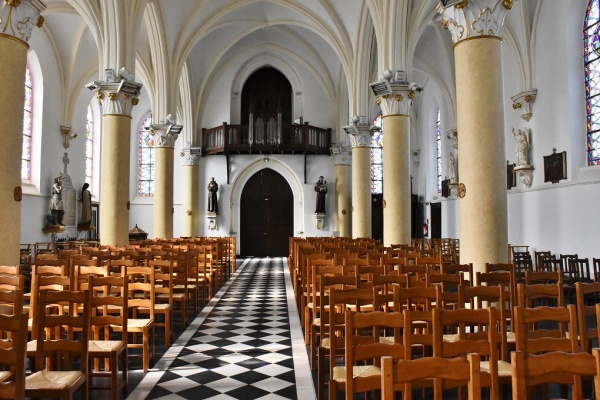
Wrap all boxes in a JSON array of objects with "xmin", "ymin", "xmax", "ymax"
[{"xmin": 240, "ymin": 168, "xmax": 293, "ymax": 256}]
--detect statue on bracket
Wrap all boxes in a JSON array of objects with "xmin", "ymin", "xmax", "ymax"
[
  {"xmin": 207, "ymin": 177, "xmax": 219, "ymax": 214},
  {"xmin": 448, "ymin": 152, "xmax": 457, "ymax": 183},
  {"xmin": 513, "ymin": 127, "xmax": 531, "ymax": 166},
  {"xmin": 314, "ymin": 176, "xmax": 327, "ymax": 214},
  {"xmin": 49, "ymin": 173, "xmax": 64, "ymax": 226}
]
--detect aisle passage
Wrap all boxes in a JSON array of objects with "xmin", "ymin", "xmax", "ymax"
[{"xmin": 128, "ymin": 257, "xmax": 316, "ymax": 400}]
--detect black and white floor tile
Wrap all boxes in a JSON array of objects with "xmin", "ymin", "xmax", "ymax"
[{"xmin": 128, "ymin": 257, "xmax": 316, "ymax": 400}]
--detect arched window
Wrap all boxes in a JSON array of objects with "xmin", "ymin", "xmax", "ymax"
[
  {"xmin": 585, "ymin": 0, "xmax": 600, "ymax": 165},
  {"xmin": 85, "ymin": 105, "xmax": 94, "ymax": 184},
  {"xmin": 138, "ymin": 114, "xmax": 154, "ymax": 196},
  {"xmin": 436, "ymin": 108, "xmax": 442, "ymax": 192},
  {"xmin": 370, "ymin": 114, "xmax": 383, "ymax": 194},
  {"xmin": 22, "ymin": 65, "xmax": 33, "ymax": 184}
]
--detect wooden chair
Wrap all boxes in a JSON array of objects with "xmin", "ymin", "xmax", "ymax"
[
  {"xmin": 340, "ymin": 311, "xmax": 406, "ymax": 400},
  {"xmin": 477, "ymin": 271, "xmax": 515, "ymax": 339},
  {"xmin": 115, "ymin": 265, "xmax": 155, "ymax": 372},
  {"xmin": 441, "ymin": 263, "xmax": 473, "ymax": 287},
  {"xmin": 327, "ymin": 287, "xmax": 380, "ymax": 400},
  {"xmin": 372, "ymin": 274, "xmax": 408, "ymax": 313},
  {"xmin": 170, "ymin": 253, "xmax": 189, "ymax": 329},
  {"xmin": 576, "ymin": 282, "xmax": 600, "ymax": 352},
  {"xmin": 426, "ymin": 272, "xmax": 463, "ymax": 310},
  {"xmin": 0, "ymin": 312, "xmax": 28, "ymax": 400},
  {"xmin": 88, "ymin": 275, "xmax": 128, "ymax": 400},
  {"xmin": 516, "ymin": 282, "xmax": 564, "ymax": 309},
  {"xmin": 25, "ymin": 289, "xmax": 90, "ymax": 400},
  {"xmin": 0, "ymin": 287, "xmax": 23, "ymax": 320},
  {"xmin": 139, "ymin": 259, "xmax": 173, "ymax": 346},
  {"xmin": 534, "ymin": 250, "xmax": 553, "ymax": 271},
  {"xmin": 514, "ymin": 304, "xmax": 578, "ymax": 355},
  {"xmin": 433, "ymin": 307, "xmax": 500, "ymax": 400},
  {"xmin": 524, "ymin": 269, "xmax": 562, "ymax": 285},
  {"xmin": 381, "ymin": 353, "xmax": 482, "ymax": 400},
  {"xmin": 593, "ymin": 258, "xmax": 600, "ymax": 282},
  {"xmin": 511, "ymin": 349, "xmax": 600, "ymax": 400}
]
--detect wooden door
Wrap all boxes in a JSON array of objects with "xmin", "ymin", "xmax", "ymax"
[
  {"xmin": 240, "ymin": 168, "xmax": 293, "ymax": 256},
  {"xmin": 430, "ymin": 202, "xmax": 442, "ymax": 239}
]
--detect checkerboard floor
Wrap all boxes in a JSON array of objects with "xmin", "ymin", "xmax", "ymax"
[{"xmin": 128, "ymin": 257, "xmax": 316, "ymax": 400}]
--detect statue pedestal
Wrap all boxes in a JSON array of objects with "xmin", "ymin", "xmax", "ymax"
[
  {"xmin": 77, "ymin": 222, "xmax": 95, "ymax": 232},
  {"xmin": 314, "ymin": 213, "xmax": 325, "ymax": 230},
  {"xmin": 207, "ymin": 212, "xmax": 218, "ymax": 231},
  {"xmin": 514, "ymin": 165, "xmax": 534, "ymax": 188},
  {"xmin": 42, "ymin": 225, "xmax": 65, "ymax": 234}
]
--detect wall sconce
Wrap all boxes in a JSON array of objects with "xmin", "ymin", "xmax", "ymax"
[
  {"xmin": 263, "ymin": 155, "xmax": 270, "ymax": 162},
  {"xmin": 511, "ymin": 89, "xmax": 537, "ymax": 122}
]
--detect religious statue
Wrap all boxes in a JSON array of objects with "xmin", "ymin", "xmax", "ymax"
[
  {"xmin": 207, "ymin": 177, "xmax": 219, "ymax": 214},
  {"xmin": 448, "ymin": 152, "xmax": 457, "ymax": 183},
  {"xmin": 79, "ymin": 183, "xmax": 92, "ymax": 226},
  {"xmin": 513, "ymin": 127, "xmax": 530, "ymax": 166},
  {"xmin": 49, "ymin": 173, "xmax": 64, "ymax": 226},
  {"xmin": 314, "ymin": 176, "xmax": 327, "ymax": 214}
]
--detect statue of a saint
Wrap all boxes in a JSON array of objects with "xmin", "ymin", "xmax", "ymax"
[
  {"xmin": 50, "ymin": 174, "xmax": 64, "ymax": 225},
  {"xmin": 314, "ymin": 176, "xmax": 327, "ymax": 214},
  {"xmin": 79, "ymin": 183, "xmax": 92, "ymax": 226},
  {"xmin": 513, "ymin": 127, "xmax": 530, "ymax": 166},
  {"xmin": 448, "ymin": 152, "xmax": 457, "ymax": 183},
  {"xmin": 208, "ymin": 177, "xmax": 219, "ymax": 214}
]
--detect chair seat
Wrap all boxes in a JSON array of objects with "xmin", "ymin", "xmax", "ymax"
[
  {"xmin": 331, "ymin": 365, "xmax": 381, "ymax": 382},
  {"xmin": 114, "ymin": 319, "xmax": 153, "ymax": 330},
  {"xmin": 26, "ymin": 370, "xmax": 85, "ymax": 390},
  {"xmin": 506, "ymin": 332, "xmax": 515, "ymax": 343},
  {"xmin": 443, "ymin": 333, "xmax": 459, "ymax": 342},
  {"xmin": 480, "ymin": 360, "xmax": 512, "ymax": 378},
  {"xmin": 89, "ymin": 340, "xmax": 126, "ymax": 353},
  {"xmin": 0, "ymin": 371, "xmax": 11, "ymax": 382},
  {"xmin": 139, "ymin": 304, "xmax": 171, "ymax": 311}
]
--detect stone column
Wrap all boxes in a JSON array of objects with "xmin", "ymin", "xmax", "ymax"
[
  {"xmin": 375, "ymin": 85, "xmax": 415, "ymax": 246},
  {"xmin": 348, "ymin": 125, "xmax": 373, "ymax": 239},
  {"xmin": 0, "ymin": 1, "xmax": 45, "ymax": 264},
  {"xmin": 87, "ymin": 73, "xmax": 142, "ymax": 246},
  {"xmin": 331, "ymin": 146, "xmax": 351, "ymax": 237},
  {"xmin": 150, "ymin": 119, "xmax": 181, "ymax": 238},
  {"xmin": 439, "ymin": 0, "xmax": 512, "ymax": 273},
  {"xmin": 180, "ymin": 145, "xmax": 199, "ymax": 237}
]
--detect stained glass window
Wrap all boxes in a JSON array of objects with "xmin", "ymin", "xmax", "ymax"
[
  {"xmin": 585, "ymin": 0, "xmax": 600, "ymax": 165},
  {"xmin": 371, "ymin": 114, "xmax": 383, "ymax": 194},
  {"xmin": 22, "ymin": 66, "xmax": 32, "ymax": 184},
  {"xmin": 85, "ymin": 105, "xmax": 93, "ymax": 185},
  {"xmin": 436, "ymin": 108, "xmax": 442, "ymax": 192},
  {"xmin": 138, "ymin": 114, "xmax": 154, "ymax": 196}
]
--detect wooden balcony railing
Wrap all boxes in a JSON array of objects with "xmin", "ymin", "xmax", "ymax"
[{"xmin": 202, "ymin": 122, "xmax": 331, "ymax": 155}]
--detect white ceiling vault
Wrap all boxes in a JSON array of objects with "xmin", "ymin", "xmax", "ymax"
[{"xmin": 38, "ymin": 0, "xmax": 541, "ymax": 145}]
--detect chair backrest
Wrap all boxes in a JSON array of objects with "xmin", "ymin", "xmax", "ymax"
[
  {"xmin": 534, "ymin": 250, "xmax": 553, "ymax": 270},
  {"xmin": 568, "ymin": 258, "xmax": 592, "ymax": 284},
  {"xmin": 124, "ymin": 265, "xmax": 155, "ymax": 319},
  {"xmin": 0, "ymin": 312, "xmax": 28, "ymax": 400},
  {"xmin": 516, "ymin": 282, "xmax": 564, "ymax": 308},
  {"xmin": 380, "ymin": 353, "xmax": 482, "ymax": 400},
  {"xmin": 575, "ymin": 282, "xmax": 600, "ymax": 352},
  {"xmin": 0, "ymin": 287, "xmax": 23, "ymax": 317},
  {"xmin": 404, "ymin": 308, "xmax": 434, "ymax": 360},
  {"xmin": 511, "ymin": 349, "xmax": 600, "ymax": 400},
  {"xmin": 397, "ymin": 285, "xmax": 441, "ymax": 312},
  {"xmin": 0, "ymin": 274, "xmax": 23, "ymax": 292},
  {"xmin": 88, "ymin": 275, "xmax": 128, "ymax": 341},
  {"xmin": 34, "ymin": 289, "xmax": 90, "ymax": 375},
  {"xmin": 72, "ymin": 258, "xmax": 107, "ymax": 291},
  {"xmin": 524, "ymin": 269, "xmax": 562, "ymax": 285},
  {"xmin": 0, "ymin": 266, "xmax": 20, "ymax": 276},
  {"xmin": 426, "ymin": 272, "xmax": 463, "ymax": 310},
  {"xmin": 150, "ymin": 259, "xmax": 174, "ymax": 305},
  {"xmin": 372, "ymin": 274, "xmax": 408, "ymax": 312},
  {"xmin": 440, "ymin": 263, "xmax": 473, "ymax": 287},
  {"xmin": 514, "ymin": 304, "xmax": 578, "ymax": 355},
  {"xmin": 476, "ymin": 271, "xmax": 515, "ymax": 332},
  {"xmin": 345, "ymin": 310, "xmax": 406, "ymax": 397}
]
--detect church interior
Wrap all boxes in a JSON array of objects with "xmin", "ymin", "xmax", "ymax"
[{"xmin": 2, "ymin": 0, "xmax": 600, "ymax": 399}]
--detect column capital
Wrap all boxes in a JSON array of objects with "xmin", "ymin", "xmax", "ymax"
[
  {"xmin": 86, "ymin": 70, "xmax": 143, "ymax": 117},
  {"xmin": 147, "ymin": 116, "xmax": 182, "ymax": 149},
  {"xmin": 347, "ymin": 125, "xmax": 373, "ymax": 148},
  {"xmin": 437, "ymin": 0, "xmax": 513, "ymax": 44},
  {"xmin": 0, "ymin": 0, "xmax": 45, "ymax": 43},
  {"xmin": 331, "ymin": 146, "xmax": 351, "ymax": 166},
  {"xmin": 375, "ymin": 83, "xmax": 417, "ymax": 116},
  {"xmin": 180, "ymin": 144, "xmax": 200, "ymax": 166}
]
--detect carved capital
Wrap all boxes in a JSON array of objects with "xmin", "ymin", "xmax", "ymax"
[
  {"xmin": 511, "ymin": 89, "xmax": 537, "ymax": 122},
  {"xmin": 330, "ymin": 146, "xmax": 351, "ymax": 166},
  {"xmin": 180, "ymin": 147, "xmax": 199, "ymax": 166},
  {"xmin": 90, "ymin": 82, "xmax": 141, "ymax": 117},
  {"xmin": 348, "ymin": 125, "xmax": 372, "ymax": 148},
  {"xmin": 148, "ymin": 119, "xmax": 182, "ymax": 149},
  {"xmin": 60, "ymin": 125, "xmax": 78, "ymax": 149},
  {"xmin": 438, "ymin": 0, "xmax": 512, "ymax": 44},
  {"xmin": 0, "ymin": 0, "xmax": 45, "ymax": 43},
  {"xmin": 376, "ymin": 83, "xmax": 416, "ymax": 116}
]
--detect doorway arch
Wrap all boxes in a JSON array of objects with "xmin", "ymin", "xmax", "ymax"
[{"xmin": 240, "ymin": 168, "xmax": 293, "ymax": 256}]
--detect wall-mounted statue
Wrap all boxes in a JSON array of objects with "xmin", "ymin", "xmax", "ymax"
[
  {"xmin": 80, "ymin": 183, "xmax": 92, "ymax": 225},
  {"xmin": 49, "ymin": 173, "xmax": 64, "ymax": 226},
  {"xmin": 448, "ymin": 152, "xmax": 457, "ymax": 183},
  {"xmin": 314, "ymin": 176, "xmax": 327, "ymax": 214},
  {"xmin": 513, "ymin": 127, "xmax": 531, "ymax": 166},
  {"xmin": 207, "ymin": 177, "xmax": 219, "ymax": 214}
]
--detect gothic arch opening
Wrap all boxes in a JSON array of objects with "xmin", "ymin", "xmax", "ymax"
[{"xmin": 240, "ymin": 168, "xmax": 293, "ymax": 256}]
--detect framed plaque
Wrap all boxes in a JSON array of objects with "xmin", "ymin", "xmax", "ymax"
[
  {"xmin": 543, "ymin": 150, "xmax": 567, "ymax": 183},
  {"xmin": 507, "ymin": 162, "xmax": 516, "ymax": 190},
  {"xmin": 441, "ymin": 179, "xmax": 450, "ymax": 198}
]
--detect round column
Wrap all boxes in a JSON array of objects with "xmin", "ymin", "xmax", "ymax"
[
  {"xmin": 89, "ymin": 76, "xmax": 142, "ymax": 246},
  {"xmin": 181, "ymin": 147, "xmax": 199, "ymax": 237},
  {"xmin": 150, "ymin": 121, "xmax": 181, "ymax": 239},
  {"xmin": 331, "ymin": 147, "xmax": 351, "ymax": 237},
  {"xmin": 376, "ymin": 87, "xmax": 415, "ymax": 247},
  {"xmin": 439, "ymin": 0, "xmax": 513, "ymax": 273},
  {"xmin": 0, "ymin": 1, "xmax": 45, "ymax": 264},
  {"xmin": 349, "ymin": 127, "xmax": 372, "ymax": 238}
]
